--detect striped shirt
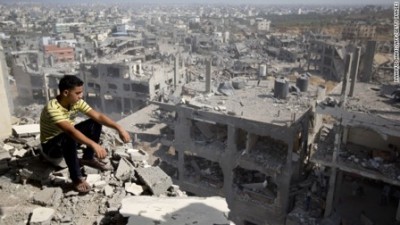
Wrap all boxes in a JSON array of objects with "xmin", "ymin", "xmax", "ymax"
[{"xmin": 40, "ymin": 99, "xmax": 92, "ymax": 143}]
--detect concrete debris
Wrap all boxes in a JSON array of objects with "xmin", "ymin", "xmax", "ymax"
[
  {"xmin": 135, "ymin": 166, "xmax": 173, "ymax": 196},
  {"xmin": 12, "ymin": 124, "xmax": 40, "ymax": 138},
  {"xmin": 124, "ymin": 182, "xmax": 144, "ymax": 195},
  {"xmin": 127, "ymin": 148, "xmax": 149, "ymax": 162},
  {"xmin": 83, "ymin": 165, "xmax": 100, "ymax": 174},
  {"xmin": 12, "ymin": 148, "xmax": 28, "ymax": 158},
  {"xmin": 30, "ymin": 207, "xmax": 55, "ymax": 225},
  {"xmin": 115, "ymin": 157, "xmax": 135, "ymax": 181},
  {"xmin": 86, "ymin": 174, "xmax": 102, "ymax": 187},
  {"xmin": 2, "ymin": 144, "xmax": 14, "ymax": 151},
  {"xmin": 32, "ymin": 187, "xmax": 63, "ymax": 207},
  {"xmin": 120, "ymin": 196, "xmax": 230, "ymax": 225},
  {"xmin": 104, "ymin": 185, "xmax": 114, "ymax": 197}
]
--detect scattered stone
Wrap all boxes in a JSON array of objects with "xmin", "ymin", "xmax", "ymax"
[
  {"xmin": 2, "ymin": 144, "xmax": 14, "ymax": 151},
  {"xmin": 124, "ymin": 182, "xmax": 144, "ymax": 195},
  {"xmin": 64, "ymin": 190, "xmax": 79, "ymax": 197},
  {"xmin": 94, "ymin": 180, "xmax": 107, "ymax": 189},
  {"xmin": 83, "ymin": 165, "xmax": 100, "ymax": 174},
  {"xmin": 33, "ymin": 187, "xmax": 63, "ymax": 207},
  {"xmin": 104, "ymin": 185, "xmax": 114, "ymax": 197},
  {"xmin": 86, "ymin": 174, "xmax": 102, "ymax": 187},
  {"xmin": 135, "ymin": 166, "xmax": 173, "ymax": 196},
  {"xmin": 30, "ymin": 207, "xmax": 55, "ymax": 225},
  {"xmin": 115, "ymin": 157, "xmax": 134, "ymax": 181},
  {"xmin": 127, "ymin": 148, "xmax": 149, "ymax": 162},
  {"xmin": 13, "ymin": 149, "xmax": 28, "ymax": 158}
]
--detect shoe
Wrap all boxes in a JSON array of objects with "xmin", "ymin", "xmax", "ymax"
[
  {"xmin": 39, "ymin": 147, "xmax": 67, "ymax": 168},
  {"xmin": 73, "ymin": 178, "xmax": 91, "ymax": 193},
  {"xmin": 79, "ymin": 158, "xmax": 111, "ymax": 171}
]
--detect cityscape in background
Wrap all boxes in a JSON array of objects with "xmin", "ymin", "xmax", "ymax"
[{"xmin": 0, "ymin": 1, "xmax": 398, "ymax": 225}]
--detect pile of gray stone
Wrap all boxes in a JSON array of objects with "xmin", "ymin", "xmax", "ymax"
[{"xmin": 0, "ymin": 119, "xmax": 183, "ymax": 225}]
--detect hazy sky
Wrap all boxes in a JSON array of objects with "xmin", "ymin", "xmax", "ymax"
[{"xmin": 5, "ymin": 0, "xmax": 396, "ymax": 5}]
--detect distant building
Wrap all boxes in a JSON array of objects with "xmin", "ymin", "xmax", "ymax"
[
  {"xmin": 342, "ymin": 21, "xmax": 376, "ymax": 40},
  {"xmin": 43, "ymin": 44, "xmax": 75, "ymax": 64},
  {"xmin": 256, "ymin": 18, "xmax": 271, "ymax": 32}
]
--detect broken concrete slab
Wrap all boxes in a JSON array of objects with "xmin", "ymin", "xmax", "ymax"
[
  {"xmin": 13, "ymin": 148, "xmax": 28, "ymax": 158},
  {"xmin": 125, "ymin": 182, "xmax": 144, "ymax": 195},
  {"xmin": 30, "ymin": 207, "xmax": 55, "ymax": 225},
  {"xmin": 127, "ymin": 148, "xmax": 149, "ymax": 162},
  {"xmin": 135, "ymin": 166, "xmax": 173, "ymax": 196},
  {"xmin": 32, "ymin": 187, "xmax": 63, "ymax": 208},
  {"xmin": 86, "ymin": 174, "xmax": 102, "ymax": 187},
  {"xmin": 115, "ymin": 157, "xmax": 134, "ymax": 181},
  {"xmin": 2, "ymin": 144, "xmax": 14, "ymax": 151},
  {"xmin": 120, "ymin": 196, "xmax": 230, "ymax": 225},
  {"xmin": 94, "ymin": 180, "xmax": 107, "ymax": 189},
  {"xmin": 83, "ymin": 165, "xmax": 100, "ymax": 174},
  {"xmin": 104, "ymin": 185, "xmax": 114, "ymax": 197},
  {"xmin": 12, "ymin": 124, "xmax": 40, "ymax": 138}
]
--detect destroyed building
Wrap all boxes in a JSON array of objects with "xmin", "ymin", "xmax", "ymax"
[
  {"xmin": 341, "ymin": 21, "xmax": 376, "ymax": 40},
  {"xmin": 10, "ymin": 50, "xmax": 77, "ymax": 104},
  {"xmin": 312, "ymin": 81, "xmax": 400, "ymax": 225},
  {"xmin": 119, "ymin": 69, "xmax": 326, "ymax": 225},
  {"xmin": 80, "ymin": 55, "xmax": 185, "ymax": 119}
]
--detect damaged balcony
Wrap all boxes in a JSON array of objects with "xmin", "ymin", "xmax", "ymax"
[
  {"xmin": 190, "ymin": 119, "xmax": 227, "ymax": 156},
  {"xmin": 238, "ymin": 133, "xmax": 288, "ymax": 174},
  {"xmin": 182, "ymin": 154, "xmax": 224, "ymax": 196},
  {"xmin": 233, "ymin": 166, "xmax": 277, "ymax": 207},
  {"xmin": 312, "ymin": 125, "xmax": 400, "ymax": 186}
]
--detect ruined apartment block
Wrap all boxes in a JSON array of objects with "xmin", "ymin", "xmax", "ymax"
[
  {"xmin": 165, "ymin": 76, "xmax": 318, "ymax": 225},
  {"xmin": 312, "ymin": 81, "xmax": 400, "ymax": 224},
  {"xmin": 11, "ymin": 51, "xmax": 69, "ymax": 104},
  {"xmin": 80, "ymin": 55, "xmax": 185, "ymax": 118}
]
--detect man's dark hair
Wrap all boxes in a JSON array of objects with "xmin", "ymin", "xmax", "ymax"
[{"xmin": 59, "ymin": 75, "xmax": 84, "ymax": 92}]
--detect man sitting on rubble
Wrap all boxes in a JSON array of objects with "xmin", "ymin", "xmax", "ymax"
[{"xmin": 39, "ymin": 75, "xmax": 131, "ymax": 193}]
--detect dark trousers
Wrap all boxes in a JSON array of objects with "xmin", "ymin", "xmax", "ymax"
[{"xmin": 41, "ymin": 119, "xmax": 102, "ymax": 182}]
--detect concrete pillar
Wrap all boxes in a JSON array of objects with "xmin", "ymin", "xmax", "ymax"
[
  {"xmin": 0, "ymin": 47, "xmax": 12, "ymax": 138},
  {"xmin": 279, "ymin": 139, "xmax": 294, "ymax": 216},
  {"xmin": 174, "ymin": 56, "xmax": 178, "ymax": 89},
  {"xmin": 223, "ymin": 125, "xmax": 237, "ymax": 207},
  {"xmin": 361, "ymin": 41, "xmax": 376, "ymax": 83},
  {"xmin": 342, "ymin": 126, "xmax": 349, "ymax": 144},
  {"xmin": 349, "ymin": 47, "xmax": 361, "ymax": 97},
  {"xmin": 324, "ymin": 126, "xmax": 342, "ymax": 217},
  {"xmin": 174, "ymin": 107, "xmax": 191, "ymax": 183},
  {"xmin": 205, "ymin": 59, "xmax": 211, "ymax": 93},
  {"xmin": 340, "ymin": 53, "xmax": 353, "ymax": 107}
]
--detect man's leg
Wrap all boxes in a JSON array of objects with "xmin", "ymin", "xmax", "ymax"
[
  {"xmin": 41, "ymin": 133, "xmax": 81, "ymax": 182},
  {"xmin": 74, "ymin": 119, "xmax": 102, "ymax": 160}
]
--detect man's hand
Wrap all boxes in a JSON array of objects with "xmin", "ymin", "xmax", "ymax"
[
  {"xmin": 118, "ymin": 129, "xmax": 131, "ymax": 143},
  {"xmin": 92, "ymin": 143, "xmax": 107, "ymax": 159}
]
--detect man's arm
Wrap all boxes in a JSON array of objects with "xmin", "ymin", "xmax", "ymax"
[
  {"xmin": 86, "ymin": 109, "xmax": 131, "ymax": 143},
  {"xmin": 56, "ymin": 121, "xmax": 107, "ymax": 159}
]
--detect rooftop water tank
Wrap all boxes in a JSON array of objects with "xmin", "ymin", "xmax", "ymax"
[
  {"xmin": 296, "ymin": 74, "xmax": 309, "ymax": 92},
  {"xmin": 259, "ymin": 64, "xmax": 267, "ymax": 77},
  {"xmin": 274, "ymin": 77, "xmax": 289, "ymax": 99}
]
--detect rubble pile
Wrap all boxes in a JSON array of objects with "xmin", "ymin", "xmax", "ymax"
[
  {"xmin": 340, "ymin": 144, "xmax": 400, "ymax": 180},
  {"xmin": 311, "ymin": 125, "xmax": 336, "ymax": 161},
  {"xmin": 241, "ymin": 138, "xmax": 287, "ymax": 172},
  {"xmin": 312, "ymin": 125, "xmax": 400, "ymax": 181},
  {"xmin": 0, "ymin": 118, "xmax": 187, "ymax": 225}
]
